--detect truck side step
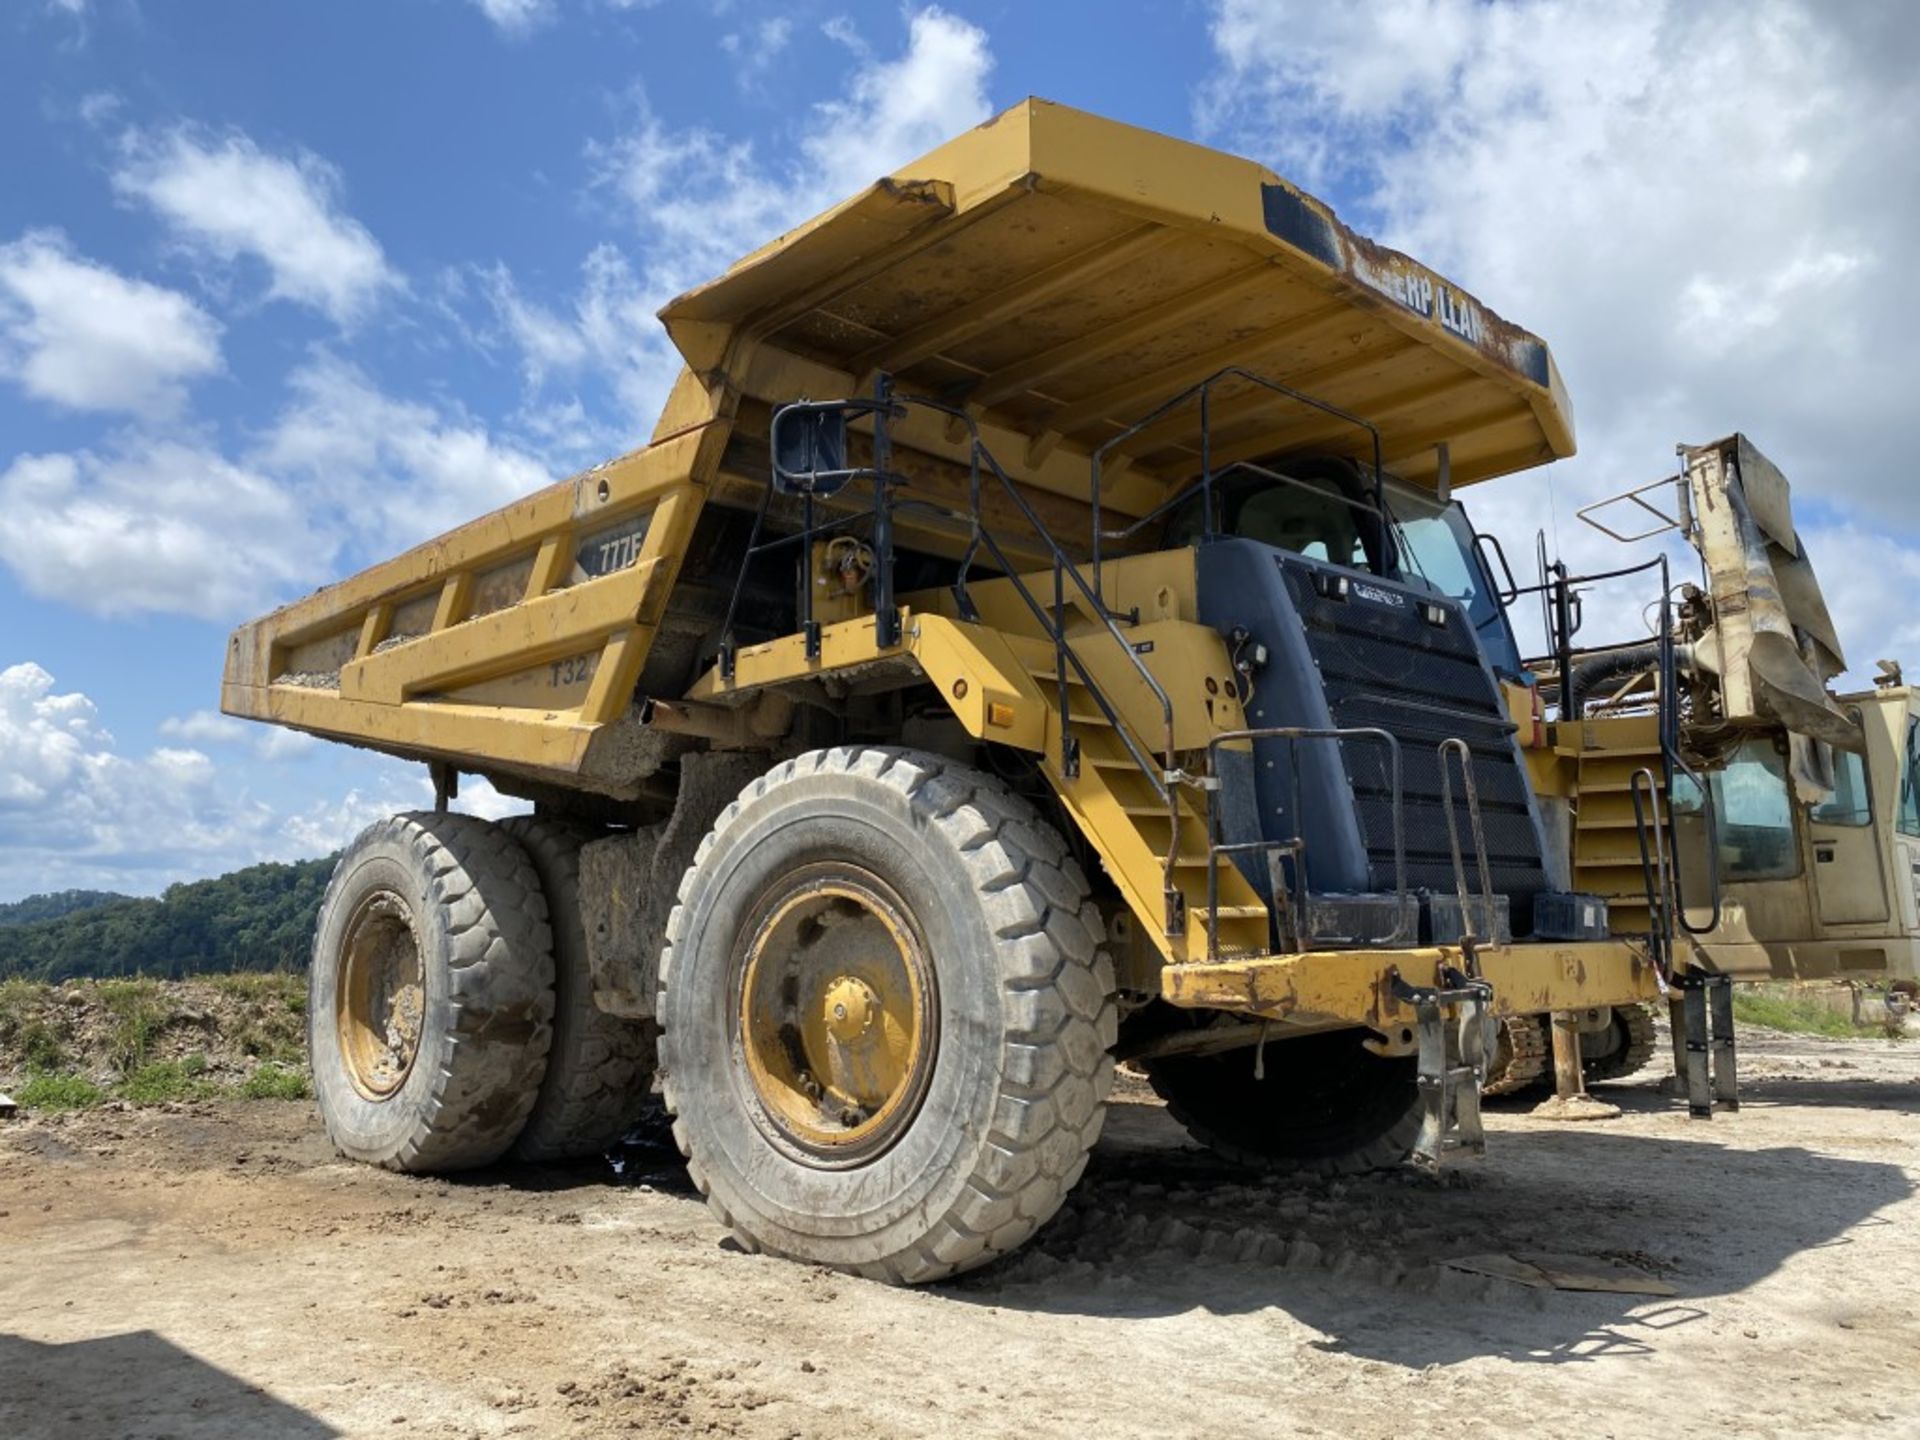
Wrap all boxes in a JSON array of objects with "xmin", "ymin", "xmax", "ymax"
[{"xmin": 1669, "ymin": 973, "xmax": 1739, "ymax": 1118}]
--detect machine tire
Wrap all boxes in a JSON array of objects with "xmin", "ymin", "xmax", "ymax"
[
  {"xmin": 309, "ymin": 812, "xmax": 555, "ymax": 1173},
  {"xmin": 502, "ymin": 816, "xmax": 658, "ymax": 1162},
  {"xmin": 1483, "ymin": 1014, "xmax": 1550, "ymax": 1097},
  {"xmin": 1583, "ymin": 1003, "xmax": 1659, "ymax": 1084},
  {"xmin": 657, "ymin": 746, "xmax": 1117, "ymax": 1284},
  {"xmin": 1143, "ymin": 1028, "xmax": 1419, "ymax": 1177}
]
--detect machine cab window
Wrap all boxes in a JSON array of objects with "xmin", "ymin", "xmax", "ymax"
[
  {"xmin": 1900, "ymin": 718, "xmax": 1920, "ymax": 839},
  {"xmin": 1164, "ymin": 461, "xmax": 1526, "ymax": 677},
  {"xmin": 1810, "ymin": 743, "xmax": 1872, "ymax": 827},
  {"xmin": 1673, "ymin": 737, "xmax": 1803, "ymax": 880}
]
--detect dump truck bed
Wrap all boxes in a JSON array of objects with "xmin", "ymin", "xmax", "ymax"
[{"xmin": 222, "ymin": 98, "xmax": 1574, "ymax": 795}]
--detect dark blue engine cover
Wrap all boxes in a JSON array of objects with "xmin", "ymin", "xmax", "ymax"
[{"xmin": 1195, "ymin": 539, "xmax": 1553, "ymax": 936}]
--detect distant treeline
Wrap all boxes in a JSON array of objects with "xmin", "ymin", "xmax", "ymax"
[
  {"xmin": 0, "ymin": 857, "xmax": 337, "ymax": 983},
  {"xmin": 0, "ymin": 889, "xmax": 131, "ymax": 927}
]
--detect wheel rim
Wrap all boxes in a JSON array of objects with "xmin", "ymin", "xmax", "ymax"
[
  {"xmin": 732, "ymin": 864, "xmax": 938, "ymax": 1165},
  {"xmin": 336, "ymin": 889, "xmax": 426, "ymax": 1100}
]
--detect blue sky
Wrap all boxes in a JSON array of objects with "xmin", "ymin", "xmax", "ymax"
[{"xmin": 2, "ymin": 0, "xmax": 1916, "ymax": 900}]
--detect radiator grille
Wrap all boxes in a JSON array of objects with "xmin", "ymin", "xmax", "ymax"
[{"xmin": 1280, "ymin": 560, "xmax": 1548, "ymax": 911}]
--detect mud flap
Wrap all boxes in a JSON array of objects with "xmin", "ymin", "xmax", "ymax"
[{"xmin": 1391, "ymin": 967, "xmax": 1495, "ymax": 1172}]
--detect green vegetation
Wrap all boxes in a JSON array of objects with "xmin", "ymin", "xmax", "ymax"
[
  {"xmin": 14, "ymin": 1071, "xmax": 104, "ymax": 1110},
  {"xmin": 0, "ymin": 977, "xmax": 70, "ymax": 1070},
  {"xmin": 0, "ymin": 889, "xmax": 130, "ymax": 927},
  {"xmin": 240, "ymin": 1062, "xmax": 312, "ymax": 1100},
  {"xmin": 0, "ymin": 856, "xmax": 335, "ymax": 983},
  {"xmin": 1732, "ymin": 988, "xmax": 1905, "ymax": 1040},
  {"xmin": 1, "ymin": 974, "xmax": 315, "ymax": 1112},
  {"xmin": 117, "ymin": 1054, "xmax": 222, "ymax": 1104}
]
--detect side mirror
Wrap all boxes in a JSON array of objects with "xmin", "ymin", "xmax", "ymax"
[{"xmin": 771, "ymin": 406, "xmax": 851, "ymax": 496}]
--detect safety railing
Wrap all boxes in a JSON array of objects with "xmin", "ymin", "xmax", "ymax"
[
  {"xmin": 1514, "ymin": 550, "xmax": 1724, "ymax": 947},
  {"xmin": 715, "ymin": 375, "xmax": 1193, "ymax": 936},
  {"xmin": 1201, "ymin": 725, "xmax": 1410, "ymax": 962}
]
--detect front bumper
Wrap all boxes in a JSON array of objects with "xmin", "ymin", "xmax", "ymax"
[{"xmin": 1160, "ymin": 939, "xmax": 1662, "ymax": 1033}]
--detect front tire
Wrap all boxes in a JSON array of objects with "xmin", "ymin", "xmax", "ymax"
[
  {"xmin": 1143, "ymin": 1028, "xmax": 1420, "ymax": 1176},
  {"xmin": 309, "ymin": 812, "xmax": 555, "ymax": 1172},
  {"xmin": 658, "ymin": 747, "xmax": 1116, "ymax": 1283}
]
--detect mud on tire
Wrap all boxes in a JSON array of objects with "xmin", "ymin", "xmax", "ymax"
[
  {"xmin": 657, "ymin": 746, "xmax": 1117, "ymax": 1284},
  {"xmin": 309, "ymin": 812, "xmax": 556, "ymax": 1173},
  {"xmin": 502, "ymin": 816, "xmax": 657, "ymax": 1162}
]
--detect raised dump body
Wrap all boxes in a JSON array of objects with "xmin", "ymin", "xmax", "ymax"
[{"xmin": 226, "ymin": 100, "xmax": 1672, "ymax": 1282}]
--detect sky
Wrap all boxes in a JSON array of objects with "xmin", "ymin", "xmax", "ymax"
[{"xmin": 1, "ymin": 0, "xmax": 1916, "ymax": 902}]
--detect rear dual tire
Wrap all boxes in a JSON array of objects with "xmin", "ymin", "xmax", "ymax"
[
  {"xmin": 309, "ymin": 812, "xmax": 556, "ymax": 1172},
  {"xmin": 309, "ymin": 812, "xmax": 654, "ymax": 1172}
]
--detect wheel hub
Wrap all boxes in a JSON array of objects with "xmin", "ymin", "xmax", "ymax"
[
  {"xmin": 734, "ymin": 867, "xmax": 938, "ymax": 1164},
  {"xmin": 822, "ymin": 975, "xmax": 880, "ymax": 1042},
  {"xmin": 336, "ymin": 890, "xmax": 425, "ymax": 1101}
]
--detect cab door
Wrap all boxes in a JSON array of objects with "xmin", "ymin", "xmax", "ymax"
[{"xmin": 1809, "ymin": 728, "xmax": 1890, "ymax": 926}]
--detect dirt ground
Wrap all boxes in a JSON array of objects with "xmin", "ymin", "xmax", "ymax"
[{"xmin": 3, "ymin": 1027, "xmax": 1916, "ymax": 1440}]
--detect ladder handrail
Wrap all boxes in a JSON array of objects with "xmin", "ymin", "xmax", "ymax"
[
  {"xmin": 718, "ymin": 378, "xmax": 1192, "ymax": 936},
  {"xmin": 1202, "ymin": 725, "xmax": 1410, "ymax": 961}
]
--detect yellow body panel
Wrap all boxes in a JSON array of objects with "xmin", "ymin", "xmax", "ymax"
[{"xmin": 1163, "ymin": 940, "xmax": 1662, "ymax": 1033}]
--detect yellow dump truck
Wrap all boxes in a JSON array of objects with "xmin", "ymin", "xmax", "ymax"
[{"xmin": 224, "ymin": 100, "xmax": 1675, "ymax": 1281}]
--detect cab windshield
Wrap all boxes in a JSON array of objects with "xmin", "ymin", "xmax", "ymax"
[
  {"xmin": 1164, "ymin": 465, "xmax": 1525, "ymax": 677},
  {"xmin": 1387, "ymin": 483, "xmax": 1525, "ymax": 677}
]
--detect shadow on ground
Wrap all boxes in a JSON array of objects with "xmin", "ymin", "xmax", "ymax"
[
  {"xmin": 380, "ymin": 1083, "xmax": 1911, "ymax": 1373},
  {"xmin": 933, "ymin": 1091, "xmax": 1910, "ymax": 1369},
  {"xmin": 0, "ymin": 1331, "xmax": 338, "ymax": 1440}
]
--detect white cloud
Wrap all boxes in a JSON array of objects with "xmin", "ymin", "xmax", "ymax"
[
  {"xmin": 469, "ymin": 0, "xmax": 553, "ymax": 34},
  {"xmin": 487, "ymin": 7, "xmax": 993, "ymax": 443},
  {"xmin": 1201, "ymin": 0, "xmax": 1920, "ymax": 678},
  {"xmin": 161, "ymin": 709, "xmax": 318, "ymax": 760},
  {"xmin": 0, "ymin": 662, "xmax": 277, "ymax": 897},
  {"xmin": 259, "ymin": 354, "xmax": 552, "ymax": 551},
  {"xmin": 720, "ymin": 17, "xmax": 794, "ymax": 89},
  {"xmin": 0, "ymin": 440, "xmax": 323, "ymax": 621},
  {"xmin": 0, "ymin": 352, "xmax": 548, "ymax": 623},
  {"xmin": 0, "ymin": 230, "xmax": 222, "ymax": 416},
  {"xmin": 0, "ymin": 665, "xmax": 530, "ymax": 899},
  {"xmin": 115, "ymin": 128, "xmax": 400, "ymax": 325}
]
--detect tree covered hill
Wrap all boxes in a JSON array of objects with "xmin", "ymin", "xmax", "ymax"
[
  {"xmin": 0, "ymin": 857, "xmax": 337, "ymax": 983},
  {"xmin": 0, "ymin": 890, "xmax": 132, "ymax": 927}
]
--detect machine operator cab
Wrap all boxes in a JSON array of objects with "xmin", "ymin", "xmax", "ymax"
[
  {"xmin": 1160, "ymin": 457, "xmax": 1578, "ymax": 948},
  {"xmin": 1162, "ymin": 460, "xmax": 1526, "ymax": 679}
]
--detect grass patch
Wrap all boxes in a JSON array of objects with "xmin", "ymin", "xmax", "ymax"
[
  {"xmin": 239, "ymin": 1062, "xmax": 311, "ymax": 1100},
  {"xmin": 115, "ymin": 1054, "xmax": 222, "ymax": 1104},
  {"xmin": 14, "ymin": 1070, "xmax": 104, "ymax": 1110},
  {"xmin": 0, "ymin": 978, "xmax": 70, "ymax": 1071},
  {"xmin": 95, "ymin": 978, "xmax": 172, "ymax": 1075},
  {"xmin": 208, "ymin": 972, "xmax": 306, "ymax": 1006},
  {"xmin": 1732, "ymin": 988, "xmax": 1902, "ymax": 1040}
]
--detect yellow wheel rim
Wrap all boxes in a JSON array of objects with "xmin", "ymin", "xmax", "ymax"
[
  {"xmin": 336, "ymin": 889, "xmax": 426, "ymax": 1101},
  {"xmin": 734, "ymin": 864, "xmax": 937, "ymax": 1163}
]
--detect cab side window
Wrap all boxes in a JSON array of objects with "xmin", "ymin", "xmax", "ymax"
[
  {"xmin": 1811, "ymin": 744, "xmax": 1872, "ymax": 827},
  {"xmin": 1900, "ymin": 719, "xmax": 1920, "ymax": 838}
]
